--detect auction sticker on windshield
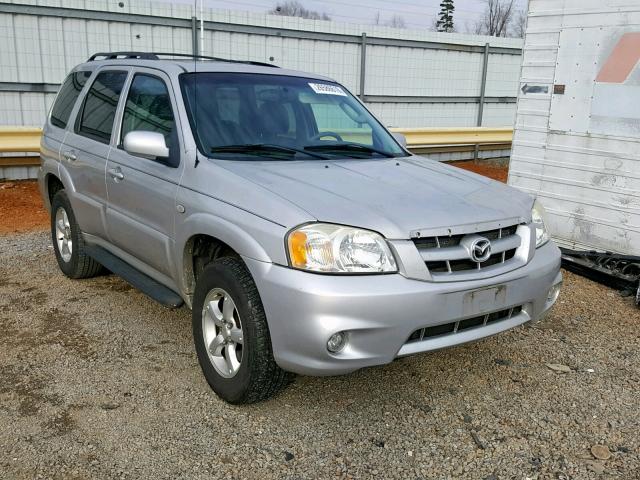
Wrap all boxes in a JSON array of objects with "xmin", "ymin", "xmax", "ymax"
[{"xmin": 308, "ymin": 83, "xmax": 347, "ymax": 96}]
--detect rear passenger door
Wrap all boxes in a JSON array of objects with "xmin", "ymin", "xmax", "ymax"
[
  {"xmin": 61, "ymin": 69, "xmax": 129, "ymax": 239},
  {"xmin": 105, "ymin": 69, "xmax": 184, "ymax": 279}
]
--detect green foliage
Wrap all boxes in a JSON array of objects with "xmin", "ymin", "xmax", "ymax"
[{"xmin": 436, "ymin": 0, "xmax": 455, "ymax": 33}]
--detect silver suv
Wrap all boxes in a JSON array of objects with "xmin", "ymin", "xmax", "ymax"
[{"xmin": 39, "ymin": 52, "xmax": 562, "ymax": 404}]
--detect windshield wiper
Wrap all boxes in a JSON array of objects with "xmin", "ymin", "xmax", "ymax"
[
  {"xmin": 211, "ymin": 143, "xmax": 328, "ymax": 160},
  {"xmin": 304, "ymin": 143, "xmax": 396, "ymax": 158}
]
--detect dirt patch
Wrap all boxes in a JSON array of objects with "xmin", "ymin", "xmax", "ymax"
[
  {"xmin": 450, "ymin": 159, "xmax": 509, "ymax": 183},
  {"xmin": 0, "ymin": 302, "xmax": 95, "ymax": 360},
  {"xmin": 43, "ymin": 405, "xmax": 78, "ymax": 436},
  {"xmin": 94, "ymin": 275, "xmax": 135, "ymax": 293},
  {"xmin": 40, "ymin": 308, "xmax": 96, "ymax": 360},
  {"xmin": 0, "ymin": 180, "xmax": 48, "ymax": 235},
  {"xmin": 0, "ymin": 365, "xmax": 61, "ymax": 417}
]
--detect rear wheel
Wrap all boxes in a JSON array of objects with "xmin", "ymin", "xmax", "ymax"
[
  {"xmin": 50, "ymin": 190, "xmax": 102, "ymax": 279},
  {"xmin": 192, "ymin": 257, "xmax": 293, "ymax": 404}
]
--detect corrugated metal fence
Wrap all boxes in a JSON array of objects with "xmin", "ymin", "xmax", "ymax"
[{"xmin": 0, "ymin": 0, "xmax": 522, "ymax": 130}]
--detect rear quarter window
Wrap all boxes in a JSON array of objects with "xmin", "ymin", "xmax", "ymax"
[{"xmin": 50, "ymin": 71, "xmax": 92, "ymax": 129}]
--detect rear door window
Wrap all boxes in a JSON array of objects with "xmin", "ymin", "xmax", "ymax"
[
  {"xmin": 50, "ymin": 71, "xmax": 92, "ymax": 129},
  {"xmin": 76, "ymin": 71, "xmax": 128, "ymax": 144}
]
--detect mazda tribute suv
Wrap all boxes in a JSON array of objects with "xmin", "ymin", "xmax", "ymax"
[{"xmin": 39, "ymin": 52, "xmax": 562, "ymax": 404}]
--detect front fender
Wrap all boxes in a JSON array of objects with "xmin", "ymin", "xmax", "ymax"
[
  {"xmin": 176, "ymin": 212, "xmax": 273, "ymax": 264},
  {"xmin": 174, "ymin": 208, "xmax": 290, "ymax": 307}
]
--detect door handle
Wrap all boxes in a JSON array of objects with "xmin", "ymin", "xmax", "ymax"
[
  {"xmin": 108, "ymin": 167, "xmax": 124, "ymax": 181},
  {"xmin": 63, "ymin": 151, "xmax": 77, "ymax": 161}
]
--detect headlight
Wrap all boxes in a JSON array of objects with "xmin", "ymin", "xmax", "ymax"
[
  {"xmin": 287, "ymin": 223, "xmax": 398, "ymax": 273},
  {"xmin": 532, "ymin": 199, "xmax": 549, "ymax": 247}
]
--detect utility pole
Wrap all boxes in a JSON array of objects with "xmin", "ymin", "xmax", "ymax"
[{"xmin": 200, "ymin": 0, "xmax": 204, "ymax": 56}]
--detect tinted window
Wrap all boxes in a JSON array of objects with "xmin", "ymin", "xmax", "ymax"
[
  {"xmin": 310, "ymin": 102, "xmax": 372, "ymax": 144},
  {"xmin": 121, "ymin": 75, "xmax": 175, "ymax": 146},
  {"xmin": 180, "ymin": 72, "xmax": 404, "ymax": 159},
  {"xmin": 50, "ymin": 71, "xmax": 92, "ymax": 128},
  {"xmin": 121, "ymin": 74, "xmax": 178, "ymax": 166},
  {"xmin": 77, "ymin": 71, "xmax": 127, "ymax": 144}
]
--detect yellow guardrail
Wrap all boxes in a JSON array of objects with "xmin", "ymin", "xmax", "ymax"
[
  {"xmin": 0, "ymin": 126, "xmax": 513, "ymax": 168},
  {"xmin": 0, "ymin": 127, "xmax": 41, "ymax": 153},
  {"xmin": 320, "ymin": 127, "xmax": 513, "ymax": 152},
  {"xmin": 390, "ymin": 127, "xmax": 513, "ymax": 148}
]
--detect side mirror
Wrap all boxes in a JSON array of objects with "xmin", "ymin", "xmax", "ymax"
[
  {"xmin": 392, "ymin": 132, "xmax": 407, "ymax": 148},
  {"xmin": 123, "ymin": 131, "xmax": 169, "ymax": 160}
]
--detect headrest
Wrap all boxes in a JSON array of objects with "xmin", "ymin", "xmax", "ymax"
[{"xmin": 258, "ymin": 101, "xmax": 289, "ymax": 135}]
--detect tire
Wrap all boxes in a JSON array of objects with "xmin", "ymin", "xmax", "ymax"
[
  {"xmin": 192, "ymin": 257, "xmax": 293, "ymax": 404},
  {"xmin": 50, "ymin": 190, "xmax": 103, "ymax": 279}
]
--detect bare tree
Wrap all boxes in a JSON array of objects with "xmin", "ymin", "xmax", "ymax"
[
  {"xmin": 373, "ymin": 11, "xmax": 381, "ymax": 25},
  {"xmin": 472, "ymin": 0, "xmax": 515, "ymax": 37},
  {"xmin": 386, "ymin": 15, "xmax": 407, "ymax": 28},
  {"xmin": 511, "ymin": 8, "xmax": 527, "ymax": 38},
  {"xmin": 270, "ymin": 1, "xmax": 330, "ymax": 21}
]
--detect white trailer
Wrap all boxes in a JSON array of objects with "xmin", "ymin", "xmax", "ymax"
[{"xmin": 509, "ymin": 0, "xmax": 640, "ymax": 256}]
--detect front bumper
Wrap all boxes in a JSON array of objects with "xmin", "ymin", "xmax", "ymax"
[{"xmin": 244, "ymin": 241, "xmax": 562, "ymax": 376}]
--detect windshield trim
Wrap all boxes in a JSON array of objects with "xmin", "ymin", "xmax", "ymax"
[{"xmin": 178, "ymin": 71, "xmax": 409, "ymax": 161}]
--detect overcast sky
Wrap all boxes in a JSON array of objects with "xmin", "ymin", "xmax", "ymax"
[{"xmin": 186, "ymin": 0, "xmax": 528, "ymax": 31}]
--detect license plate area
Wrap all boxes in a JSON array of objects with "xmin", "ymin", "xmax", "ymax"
[{"xmin": 462, "ymin": 285, "xmax": 507, "ymax": 316}]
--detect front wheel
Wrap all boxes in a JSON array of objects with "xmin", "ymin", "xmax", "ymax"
[{"xmin": 192, "ymin": 257, "xmax": 293, "ymax": 404}]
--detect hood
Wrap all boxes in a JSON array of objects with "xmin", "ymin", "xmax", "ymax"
[{"xmin": 217, "ymin": 155, "xmax": 533, "ymax": 239}]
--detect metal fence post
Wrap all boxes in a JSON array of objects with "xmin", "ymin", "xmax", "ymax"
[
  {"xmin": 359, "ymin": 32, "xmax": 367, "ymax": 101},
  {"xmin": 474, "ymin": 42, "xmax": 490, "ymax": 160},
  {"xmin": 192, "ymin": 16, "xmax": 199, "ymax": 56}
]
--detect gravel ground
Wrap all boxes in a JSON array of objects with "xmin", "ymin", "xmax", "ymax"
[{"xmin": 0, "ymin": 231, "xmax": 638, "ymax": 480}]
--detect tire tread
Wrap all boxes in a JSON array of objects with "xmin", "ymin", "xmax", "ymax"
[
  {"xmin": 51, "ymin": 190, "xmax": 103, "ymax": 279},
  {"xmin": 197, "ymin": 257, "xmax": 293, "ymax": 404}
]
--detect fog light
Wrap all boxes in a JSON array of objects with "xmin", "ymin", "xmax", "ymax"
[
  {"xmin": 327, "ymin": 331, "xmax": 347, "ymax": 353},
  {"xmin": 547, "ymin": 282, "xmax": 562, "ymax": 304}
]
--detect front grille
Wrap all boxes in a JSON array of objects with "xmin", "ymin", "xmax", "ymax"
[
  {"xmin": 406, "ymin": 305, "xmax": 523, "ymax": 343},
  {"xmin": 427, "ymin": 249, "xmax": 517, "ymax": 273},
  {"xmin": 413, "ymin": 224, "xmax": 522, "ymax": 278}
]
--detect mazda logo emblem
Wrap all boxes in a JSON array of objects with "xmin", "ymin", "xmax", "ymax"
[{"xmin": 470, "ymin": 237, "xmax": 492, "ymax": 262}]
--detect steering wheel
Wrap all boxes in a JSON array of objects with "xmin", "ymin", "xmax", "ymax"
[{"xmin": 309, "ymin": 131, "xmax": 343, "ymax": 142}]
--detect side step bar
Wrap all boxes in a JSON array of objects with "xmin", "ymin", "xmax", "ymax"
[{"xmin": 86, "ymin": 244, "xmax": 184, "ymax": 308}]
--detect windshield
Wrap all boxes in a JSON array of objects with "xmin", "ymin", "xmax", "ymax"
[{"xmin": 180, "ymin": 72, "xmax": 405, "ymax": 160}]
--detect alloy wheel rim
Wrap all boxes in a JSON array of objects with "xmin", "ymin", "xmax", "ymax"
[
  {"xmin": 201, "ymin": 288, "xmax": 244, "ymax": 378},
  {"xmin": 55, "ymin": 207, "xmax": 73, "ymax": 263}
]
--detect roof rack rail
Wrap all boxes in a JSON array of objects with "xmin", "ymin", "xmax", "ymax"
[
  {"xmin": 88, "ymin": 52, "xmax": 159, "ymax": 61},
  {"xmin": 86, "ymin": 51, "xmax": 278, "ymax": 68},
  {"xmin": 151, "ymin": 52, "xmax": 279, "ymax": 68}
]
